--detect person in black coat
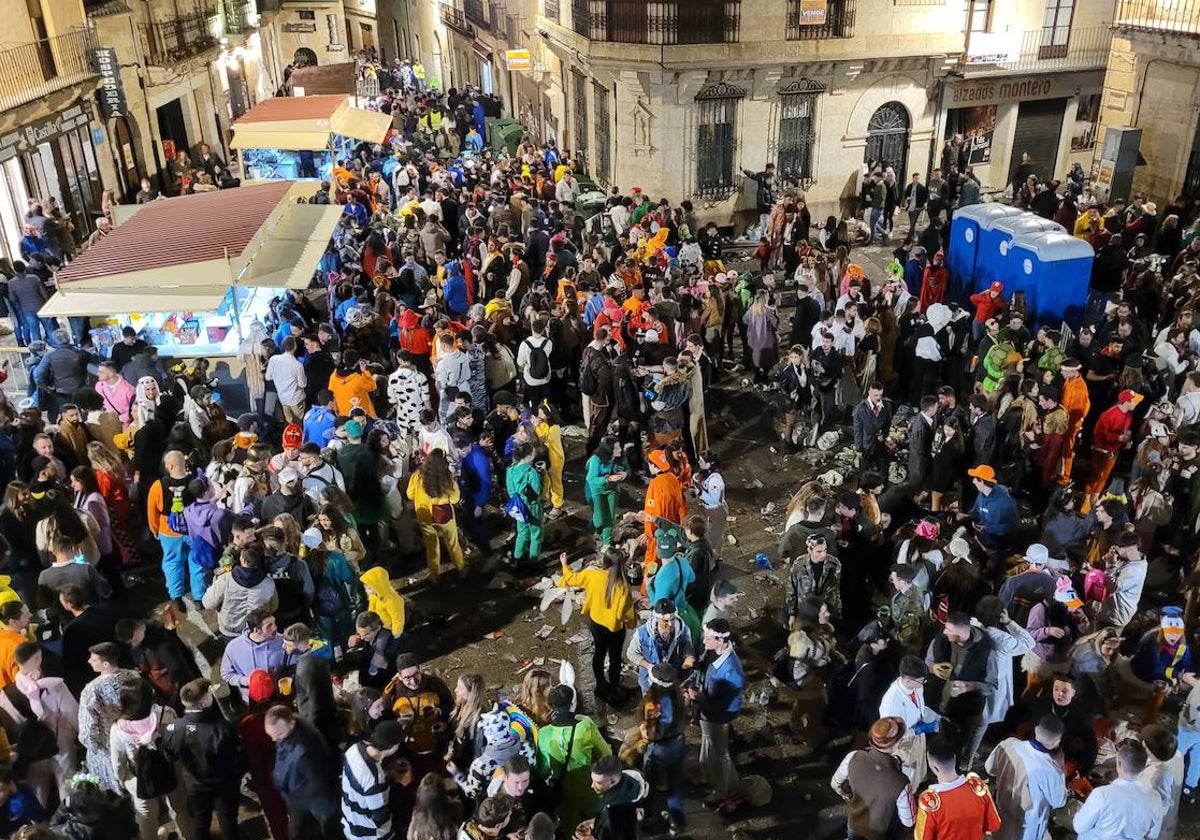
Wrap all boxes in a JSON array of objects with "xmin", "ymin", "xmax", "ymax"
[
  {"xmin": 282, "ymin": 623, "xmax": 338, "ymax": 746},
  {"xmin": 266, "ymin": 705, "xmax": 340, "ymax": 838},
  {"xmin": 59, "ymin": 585, "xmax": 120, "ymax": 696},
  {"xmin": 302, "ymin": 336, "xmax": 336, "ymax": 404},
  {"xmin": 790, "ymin": 282, "xmax": 822, "ymax": 348},
  {"xmin": 161, "ymin": 679, "xmax": 243, "ymax": 840}
]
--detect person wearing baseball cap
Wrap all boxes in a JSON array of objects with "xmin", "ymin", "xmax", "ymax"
[
  {"xmin": 962, "ymin": 464, "xmax": 1020, "ymax": 550},
  {"xmin": 1082, "ymin": 389, "xmax": 1143, "ymax": 513},
  {"xmin": 260, "ymin": 466, "xmax": 317, "ymax": 525},
  {"xmin": 342, "ymin": 720, "xmax": 406, "ymax": 838},
  {"xmin": 831, "ymin": 717, "xmax": 914, "ymax": 837},
  {"xmin": 969, "ymin": 278, "xmax": 1007, "ymax": 342}
]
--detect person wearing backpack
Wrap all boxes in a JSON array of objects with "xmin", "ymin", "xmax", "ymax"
[
  {"xmin": 161, "ymin": 678, "xmax": 244, "ymax": 840},
  {"xmin": 146, "ymin": 450, "xmax": 196, "ymax": 614},
  {"xmin": 517, "ymin": 317, "xmax": 554, "ymax": 408},
  {"xmin": 110, "ymin": 680, "xmax": 192, "ymax": 840}
]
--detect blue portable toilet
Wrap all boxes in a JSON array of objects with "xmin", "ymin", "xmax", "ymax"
[
  {"xmin": 1006, "ymin": 232, "xmax": 1095, "ymax": 329},
  {"xmin": 976, "ymin": 214, "xmax": 1065, "ymax": 294},
  {"xmin": 948, "ymin": 204, "xmax": 1022, "ymax": 302}
]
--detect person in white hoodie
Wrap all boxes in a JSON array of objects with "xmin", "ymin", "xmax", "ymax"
[
  {"xmin": 0, "ymin": 643, "xmax": 78, "ymax": 806},
  {"xmin": 110, "ymin": 680, "xmax": 193, "ymax": 840},
  {"xmin": 976, "ymin": 596, "xmax": 1035, "ymax": 728}
]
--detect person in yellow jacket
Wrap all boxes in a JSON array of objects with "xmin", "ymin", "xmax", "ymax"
[
  {"xmin": 557, "ymin": 549, "xmax": 636, "ymax": 703},
  {"xmin": 0, "ymin": 576, "xmax": 20, "ymax": 609},
  {"xmin": 360, "ymin": 566, "xmax": 406, "ymax": 637},
  {"xmin": 536, "ymin": 403, "xmax": 566, "ymax": 513},
  {"xmin": 406, "ymin": 448, "xmax": 466, "ymax": 580}
]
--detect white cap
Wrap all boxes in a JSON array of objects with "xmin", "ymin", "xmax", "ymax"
[
  {"xmin": 301, "ymin": 527, "xmax": 323, "ymax": 549},
  {"xmin": 279, "ymin": 468, "xmax": 301, "ymax": 486},
  {"xmin": 1025, "ymin": 543, "xmax": 1049, "ymax": 566}
]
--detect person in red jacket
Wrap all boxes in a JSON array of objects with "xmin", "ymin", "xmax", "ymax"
[
  {"xmin": 918, "ymin": 251, "xmax": 950, "ymax": 312},
  {"xmin": 970, "ymin": 281, "xmax": 1007, "ymax": 343},
  {"xmin": 1083, "ymin": 389, "xmax": 1142, "ymax": 512}
]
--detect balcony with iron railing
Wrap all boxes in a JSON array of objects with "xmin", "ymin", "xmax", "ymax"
[
  {"xmin": 140, "ymin": 10, "xmax": 220, "ymax": 65},
  {"xmin": 787, "ymin": 0, "xmax": 854, "ymax": 40},
  {"xmin": 1114, "ymin": 0, "xmax": 1200, "ymax": 37},
  {"xmin": 221, "ymin": 0, "xmax": 255, "ymax": 34},
  {"xmin": 0, "ymin": 29, "xmax": 98, "ymax": 115},
  {"xmin": 440, "ymin": 1, "xmax": 475, "ymax": 34},
  {"xmin": 961, "ymin": 25, "xmax": 1112, "ymax": 75},
  {"xmin": 583, "ymin": 0, "xmax": 740, "ymax": 43}
]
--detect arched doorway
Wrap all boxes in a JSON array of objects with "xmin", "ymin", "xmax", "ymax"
[
  {"xmin": 111, "ymin": 115, "xmax": 144, "ymax": 202},
  {"xmin": 864, "ymin": 101, "xmax": 910, "ymax": 176}
]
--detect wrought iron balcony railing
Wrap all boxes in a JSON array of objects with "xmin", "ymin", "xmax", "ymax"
[{"xmin": 0, "ymin": 29, "xmax": 98, "ymax": 114}]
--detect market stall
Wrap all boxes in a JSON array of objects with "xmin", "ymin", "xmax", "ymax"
[
  {"xmin": 229, "ymin": 94, "xmax": 392, "ymax": 181},
  {"xmin": 50, "ymin": 181, "xmax": 342, "ymax": 359}
]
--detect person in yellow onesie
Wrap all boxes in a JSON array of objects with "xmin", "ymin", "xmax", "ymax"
[
  {"xmin": 359, "ymin": 566, "xmax": 406, "ymax": 637},
  {"xmin": 1059, "ymin": 358, "xmax": 1091, "ymax": 484},
  {"xmin": 536, "ymin": 403, "xmax": 566, "ymax": 514},
  {"xmin": 643, "ymin": 449, "xmax": 687, "ymax": 568},
  {"xmin": 406, "ymin": 449, "xmax": 466, "ymax": 580}
]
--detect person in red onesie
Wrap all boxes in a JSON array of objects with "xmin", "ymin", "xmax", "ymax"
[
  {"xmin": 914, "ymin": 737, "xmax": 1001, "ymax": 840},
  {"xmin": 1083, "ymin": 389, "xmax": 1142, "ymax": 513}
]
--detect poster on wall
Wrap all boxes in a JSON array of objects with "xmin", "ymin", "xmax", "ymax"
[
  {"xmin": 1072, "ymin": 93, "xmax": 1102, "ymax": 151},
  {"xmin": 947, "ymin": 105, "xmax": 997, "ymax": 166}
]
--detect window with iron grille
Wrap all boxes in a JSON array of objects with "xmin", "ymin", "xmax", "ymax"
[
  {"xmin": 1038, "ymin": 0, "xmax": 1074, "ymax": 58},
  {"xmin": 571, "ymin": 0, "xmax": 590, "ymax": 35},
  {"xmin": 573, "ymin": 70, "xmax": 589, "ymax": 164},
  {"xmin": 594, "ymin": 82, "xmax": 611, "ymax": 185},
  {"xmin": 777, "ymin": 87, "xmax": 818, "ymax": 185},
  {"xmin": 587, "ymin": 0, "xmax": 740, "ymax": 44},
  {"xmin": 787, "ymin": 0, "xmax": 854, "ymax": 39},
  {"xmin": 695, "ymin": 83, "xmax": 742, "ymax": 198}
]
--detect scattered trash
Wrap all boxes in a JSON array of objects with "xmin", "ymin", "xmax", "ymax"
[
  {"xmin": 769, "ymin": 447, "xmax": 777, "ymax": 454},
  {"xmin": 746, "ymin": 478, "xmax": 764, "ymax": 489},
  {"xmin": 726, "ymin": 534, "xmax": 738, "ymax": 546},
  {"xmin": 727, "ymin": 516, "xmax": 738, "ymax": 523},
  {"xmin": 484, "ymin": 631, "xmax": 504, "ymax": 640},
  {"xmin": 754, "ymin": 553, "xmax": 773, "ymax": 570},
  {"xmin": 760, "ymin": 501, "xmax": 776, "ymax": 515},
  {"xmin": 535, "ymin": 624, "xmax": 555, "ymax": 640},
  {"xmin": 565, "ymin": 631, "xmax": 589, "ymax": 645}
]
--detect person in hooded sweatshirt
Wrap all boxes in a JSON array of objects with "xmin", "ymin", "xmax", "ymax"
[
  {"xmin": 589, "ymin": 753, "xmax": 650, "ymax": 840},
  {"xmin": 182, "ymin": 478, "xmax": 232, "ymax": 601},
  {"xmin": 260, "ymin": 467, "xmax": 318, "ymax": 526},
  {"xmin": 161, "ymin": 678, "xmax": 243, "ymax": 840},
  {"xmin": 443, "ymin": 260, "xmax": 470, "ymax": 319},
  {"xmin": 360, "ymin": 566, "xmax": 406, "ymax": 638},
  {"xmin": 203, "ymin": 544, "xmax": 278, "ymax": 640},
  {"xmin": 220, "ymin": 609, "xmax": 286, "ymax": 702},
  {"xmin": 281, "ymin": 622, "xmax": 337, "ymax": 741},
  {"xmin": 260, "ymin": 524, "xmax": 315, "ymax": 628}
]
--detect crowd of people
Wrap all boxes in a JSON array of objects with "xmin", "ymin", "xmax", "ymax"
[{"xmin": 0, "ymin": 44, "xmax": 1199, "ymax": 840}]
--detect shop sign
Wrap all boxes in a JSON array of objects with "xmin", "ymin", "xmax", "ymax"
[
  {"xmin": 93, "ymin": 47, "xmax": 127, "ymax": 119},
  {"xmin": 948, "ymin": 71, "xmax": 1102, "ymax": 108},
  {"xmin": 0, "ymin": 103, "xmax": 92, "ymax": 164},
  {"xmin": 282, "ymin": 21, "xmax": 317, "ymax": 32},
  {"xmin": 964, "ymin": 32, "xmax": 1019, "ymax": 65},
  {"xmin": 505, "ymin": 49, "xmax": 533, "ymax": 71},
  {"xmin": 797, "ymin": 0, "xmax": 827, "ymax": 25}
]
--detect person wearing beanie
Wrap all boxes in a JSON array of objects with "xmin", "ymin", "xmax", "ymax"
[
  {"xmin": 644, "ymin": 527, "xmax": 696, "ymax": 620},
  {"xmin": 1097, "ymin": 531, "xmax": 1148, "ymax": 632},
  {"xmin": 341, "ymin": 720, "xmax": 404, "ymax": 839},
  {"xmin": 984, "ymin": 714, "xmax": 1067, "ymax": 840},
  {"xmin": 831, "ymin": 716, "xmax": 915, "ymax": 840},
  {"xmin": 684, "ymin": 618, "xmax": 744, "ymax": 814}
]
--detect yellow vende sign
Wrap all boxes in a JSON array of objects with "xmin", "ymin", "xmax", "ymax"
[
  {"xmin": 506, "ymin": 49, "xmax": 534, "ymax": 71},
  {"xmin": 799, "ymin": 0, "xmax": 827, "ymax": 25}
]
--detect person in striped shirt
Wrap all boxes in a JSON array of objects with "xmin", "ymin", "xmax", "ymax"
[{"xmin": 342, "ymin": 721, "xmax": 404, "ymax": 840}]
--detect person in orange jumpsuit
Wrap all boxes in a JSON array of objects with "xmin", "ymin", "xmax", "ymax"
[
  {"xmin": 1082, "ymin": 389, "xmax": 1141, "ymax": 513},
  {"xmin": 644, "ymin": 449, "xmax": 687, "ymax": 568},
  {"xmin": 914, "ymin": 738, "xmax": 1001, "ymax": 840},
  {"xmin": 1058, "ymin": 357, "xmax": 1090, "ymax": 484}
]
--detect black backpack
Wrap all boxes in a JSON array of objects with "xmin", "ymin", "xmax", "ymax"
[
  {"xmin": 134, "ymin": 738, "xmax": 177, "ymax": 800},
  {"xmin": 524, "ymin": 337, "xmax": 550, "ymax": 380}
]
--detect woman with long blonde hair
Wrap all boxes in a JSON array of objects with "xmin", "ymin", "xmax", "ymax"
[
  {"xmin": 448, "ymin": 673, "xmax": 488, "ymax": 773},
  {"xmin": 514, "ymin": 668, "xmax": 553, "ymax": 727}
]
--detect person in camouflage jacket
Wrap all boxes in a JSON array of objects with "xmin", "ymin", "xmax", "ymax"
[
  {"xmin": 888, "ymin": 564, "xmax": 929, "ymax": 656},
  {"xmin": 785, "ymin": 534, "xmax": 842, "ymax": 626}
]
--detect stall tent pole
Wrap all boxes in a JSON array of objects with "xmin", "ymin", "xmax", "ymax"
[{"xmin": 224, "ymin": 246, "xmax": 250, "ymax": 411}]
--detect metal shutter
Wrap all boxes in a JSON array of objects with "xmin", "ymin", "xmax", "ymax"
[{"xmin": 1010, "ymin": 98, "xmax": 1068, "ymax": 185}]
